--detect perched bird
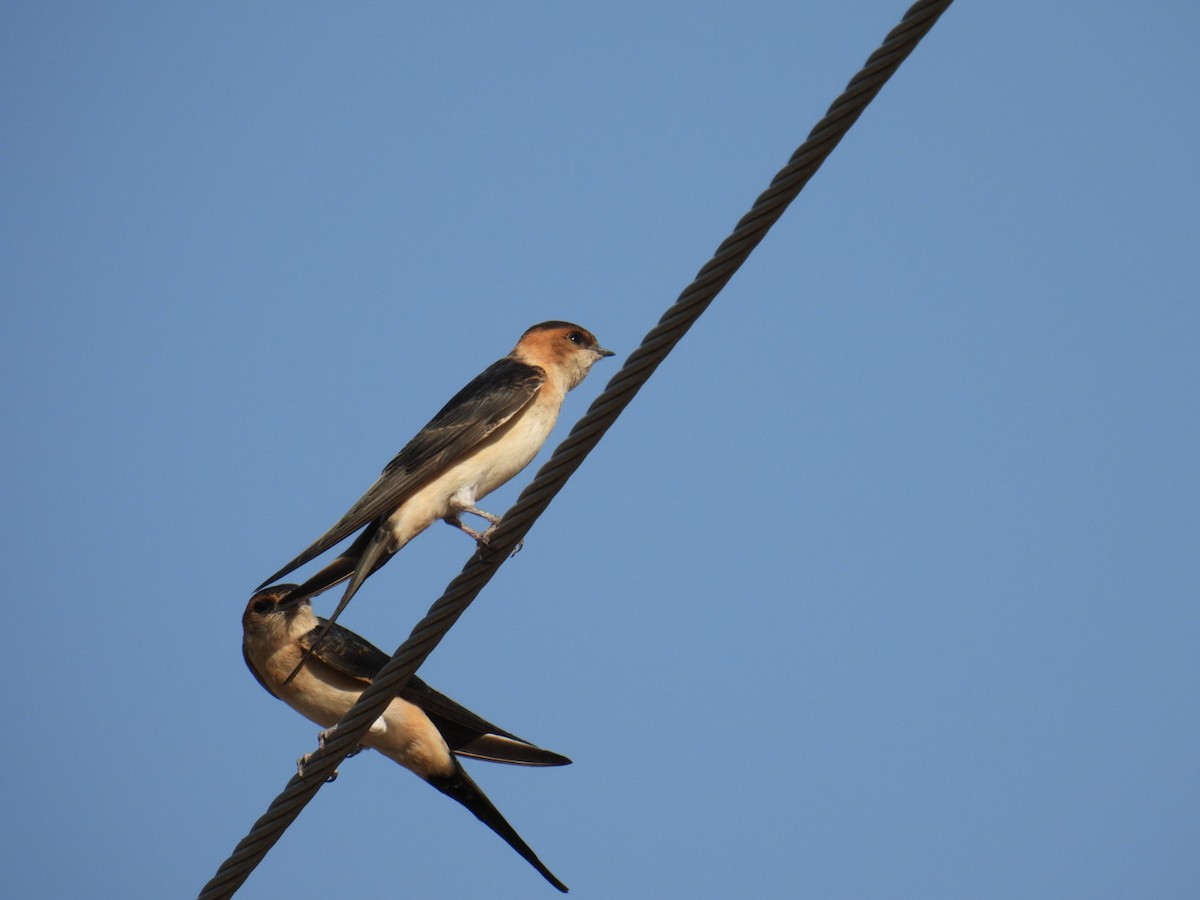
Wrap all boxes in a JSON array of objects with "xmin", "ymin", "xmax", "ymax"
[
  {"xmin": 242, "ymin": 585, "xmax": 572, "ymax": 892},
  {"xmin": 258, "ymin": 320, "xmax": 613, "ymax": 680}
]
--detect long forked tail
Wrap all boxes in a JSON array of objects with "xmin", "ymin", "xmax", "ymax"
[
  {"xmin": 280, "ymin": 527, "xmax": 392, "ymax": 685},
  {"xmin": 430, "ymin": 761, "xmax": 568, "ymax": 893}
]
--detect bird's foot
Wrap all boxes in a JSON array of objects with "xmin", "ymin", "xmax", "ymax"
[
  {"xmin": 296, "ymin": 753, "xmax": 339, "ymax": 783},
  {"xmin": 296, "ymin": 728, "xmax": 363, "ymax": 781},
  {"xmin": 463, "ymin": 506, "xmax": 502, "ymax": 526},
  {"xmin": 477, "ymin": 522, "xmax": 499, "ymax": 548},
  {"xmin": 319, "ymin": 726, "xmax": 365, "ymax": 757},
  {"xmin": 474, "ymin": 525, "xmax": 524, "ymax": 557},
  {"xmin": 444, "ymin": 514, "xmax": 487, "ymax": 542}
]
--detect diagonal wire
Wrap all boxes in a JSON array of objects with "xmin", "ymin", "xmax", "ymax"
[{"xmin": 198, "ymin": 1, "xmax": 954, "ymax": 896}]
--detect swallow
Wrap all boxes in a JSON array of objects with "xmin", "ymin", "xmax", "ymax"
[
  {"xmin": 258, "ymin": 320, "xmax": 613, "ymax": 680},
  {"xmin": 242, "ymin": 585, "xmax": 572, "ymax": 892}
]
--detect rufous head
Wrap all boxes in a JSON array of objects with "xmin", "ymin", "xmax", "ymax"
[{"xmin": 512, "ymin": 321, "xmax": 614, "ymax": 390}]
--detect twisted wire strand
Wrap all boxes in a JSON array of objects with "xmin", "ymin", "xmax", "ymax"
[{"xmin": 199, "ymin": 2, "xmax": 953, "ymax": 895}]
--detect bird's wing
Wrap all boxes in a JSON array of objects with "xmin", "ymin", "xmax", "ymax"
[
  {"xmin": 402, "ymin": 676, "xmax": 572, "ymax": 767},
  {"xmin": 297, "ymin": 617, "xmax": 389, "ymax": 684},
  {"xmin": 300, "ymin": 616, "xmax": 570, "ymax": 767},
  {"xmin": 257, "ymin": 357, "xmax": 545, "ymax": 588}
]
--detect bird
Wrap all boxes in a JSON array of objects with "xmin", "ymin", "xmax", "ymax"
[
  {"xmin": 242, "ymin": 585, "xmax": 572, "ymax": 892},
  {"xmin": 257, "ymin": 320, "xmax": 613, "ymax": 681}
]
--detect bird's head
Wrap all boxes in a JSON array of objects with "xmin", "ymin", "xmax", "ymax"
[
  {"xmin": 242, "ymin": 584, "xmax": 311, "ymax": 637},
  {"xmin": 513, "ymin": 321, "xmax": 615, "ymax": 391}
]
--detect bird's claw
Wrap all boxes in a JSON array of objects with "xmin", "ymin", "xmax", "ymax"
[
  {"xmin": 319, "ymin": 726, "xmax": 365, "ymax": 757},
  {"xmin": 297, "ymin": 728, "xmax": 363, "ymax": 781},
  {"xmin": 474, "ymin": 528, "xmax": 523, "ymax": 558},
  {"xmin": 296, "ymin": 753, "xmax": 340, "ymax": 783},
  {"xmin": 446, "ymin": 514, "xmax": 488, "ymax": 542}
]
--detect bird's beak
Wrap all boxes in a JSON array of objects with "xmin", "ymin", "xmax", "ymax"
[
  {"xmin": 596, "ymin": 347, "xmax": 615, "ymax": 358},
  {"xmin": 273, "ymin": 586, "xmax": 309, "ymax": 612}
]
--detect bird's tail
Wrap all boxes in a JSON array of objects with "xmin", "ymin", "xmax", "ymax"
[
  {"xmin": 429, "ymin": 761, "xmax": 568, "ymax": 893},
  {"xmin": 281, "ymin": 527, "xmax": 391, "ymax": 685}
]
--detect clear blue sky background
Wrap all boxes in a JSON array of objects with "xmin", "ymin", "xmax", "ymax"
[{"xmin": 3, "ymin": 3, "xmax": 1198, "ymax": 897}]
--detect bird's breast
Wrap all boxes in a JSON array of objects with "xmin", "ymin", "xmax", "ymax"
[
  {"xmin": 461, "ymin": 390, "xmax": 562, "ymax": 497},
  {"xmin": 381, "ymin": 387, "xmax": 564, "ymax": 544}
]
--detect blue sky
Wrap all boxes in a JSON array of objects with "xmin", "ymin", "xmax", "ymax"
[{"xmin": 3, "ymin": 2, "xmax": 1198, "ymax": 897}]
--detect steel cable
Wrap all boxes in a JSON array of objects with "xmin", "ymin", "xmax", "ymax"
[{"xmin": 199, "ymin": 1, "xmax": 953, "ymax": 895}]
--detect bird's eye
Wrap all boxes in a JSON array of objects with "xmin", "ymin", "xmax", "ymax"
[
  {"xmin": 567, "ymin": 331, "xmax": 584, "ymax": 345},
  {"xmin": 252, "ymin": 598, "xmax": 274, "ymax": 615}
]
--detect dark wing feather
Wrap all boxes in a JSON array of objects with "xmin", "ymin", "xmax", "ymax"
[
  {"xmin": 302, "ymin": 618, "xmax": 569, "ymax": 766},
  {"xmin": 401, "ymin": 678, "xmax": 570, "ymax": 766},
  {"xmin": 298, "ymin": 618, "xmax": 390, "ymax": 684},
  {"xmin": 257, "ymin": 358, "xmax": 544, "ymax": 588},
  {"xmin": 376, "ymin": 357, "xmax": 546, "ymax": 485}
]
